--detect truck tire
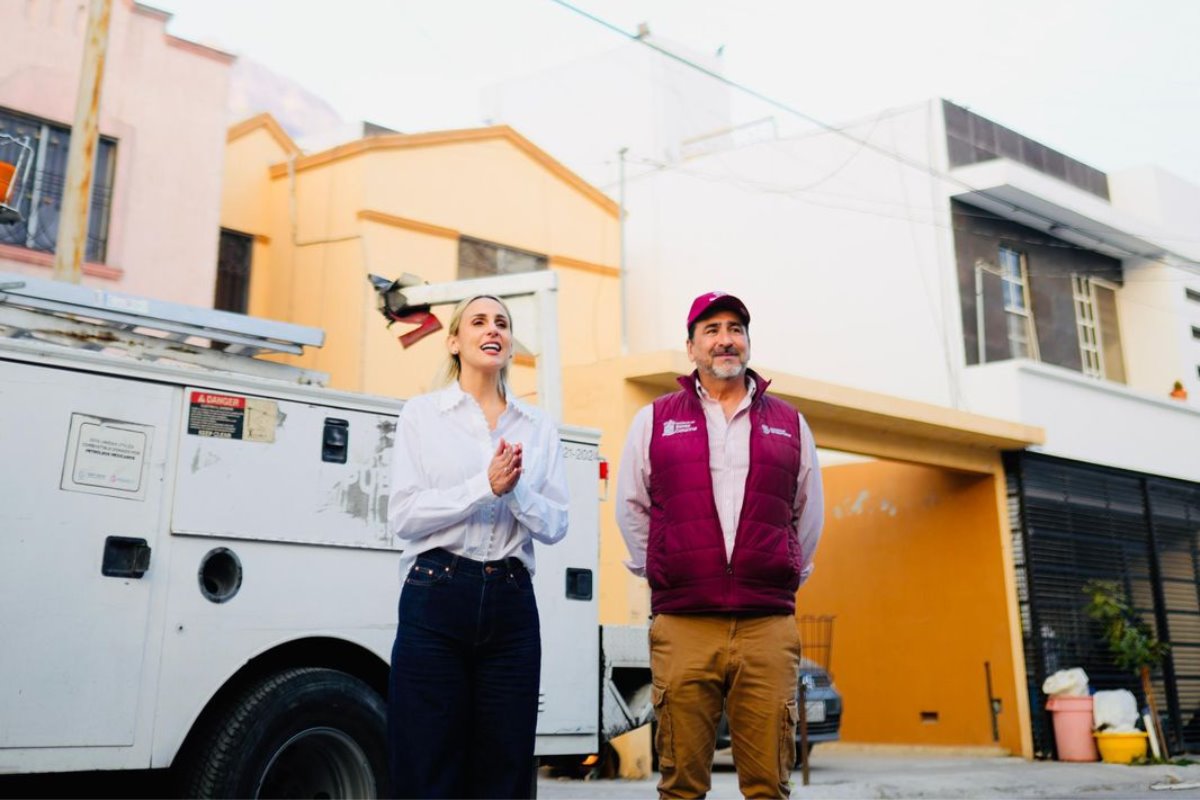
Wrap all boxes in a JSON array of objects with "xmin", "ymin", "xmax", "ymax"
[{"xmin": 178, "ymin": 667, "xmax": 387, "ymax": 799}]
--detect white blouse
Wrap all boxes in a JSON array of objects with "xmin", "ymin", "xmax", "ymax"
[{"xmin": 388, "ymin": 382, "xmax": 569, "ymax": 580}]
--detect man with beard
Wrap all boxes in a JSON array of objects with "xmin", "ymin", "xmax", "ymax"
[{"xmin": 616, "ymin": 291, "xmax": 824, "ymax": 799}]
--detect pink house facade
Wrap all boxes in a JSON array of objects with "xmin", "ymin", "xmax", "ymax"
[{"xmin": 0, "ymin": 0, "xmax": 233, "ymax": 304}]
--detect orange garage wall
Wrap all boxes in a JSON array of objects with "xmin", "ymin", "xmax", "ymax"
[{"xmin": 797, "ymin": 459, "xmax": 1022, "ymax": 752}]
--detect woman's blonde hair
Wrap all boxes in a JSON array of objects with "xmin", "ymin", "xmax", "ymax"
[{"xmin": 437, "ymin": 294, "xmax": 514, "ymax": 389}]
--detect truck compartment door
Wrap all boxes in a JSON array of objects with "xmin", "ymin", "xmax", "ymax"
[
  {"xmin": 172, "ymin": 389, "xmax": 395, "ymax": 549},
  {"xmin": 0, "ymin": 361, "xmax": 174, "ymax": 748},
  {"xmin": 533, "ymin": 437, "xmax": 601, "ymax": 755}
]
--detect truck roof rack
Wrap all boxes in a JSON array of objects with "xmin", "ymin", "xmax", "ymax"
[{"xmin": 0, "ymin": 272, "xmax": 329, "ymax": 384}]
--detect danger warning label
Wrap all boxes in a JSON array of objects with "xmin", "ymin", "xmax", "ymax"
[
  {"xmin": 187, "ymin": 391, "xmax": 278, "ymax": 442},
  {"xmin": 188, "ymin": 391, "xmax": 246, "ymax": 439}
]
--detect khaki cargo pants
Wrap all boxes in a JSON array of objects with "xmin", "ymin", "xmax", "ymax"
[{"xmin": 650, "ymin": 613, "xmax": 801, "ymax": 799}]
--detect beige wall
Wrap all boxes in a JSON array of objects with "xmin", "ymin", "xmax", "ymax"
[
  {"xmin": 0, "ymin": 0, "xmax": 232, "ymax": 302},
  {"xmin": 355, "ymin": 143, "xmax": 618, "ymax": 267},
  {"xmin": 222, "ymin": 120, "xmax": 621, "ymax": 402},
  {"xmin": 221, "ymin": 125, "xmax": 287, "ymax": 239}
]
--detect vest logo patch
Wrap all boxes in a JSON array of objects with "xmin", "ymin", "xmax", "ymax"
[
  {"xmin": 662, "ymin": 419, "xmax": 699, "ymax": 437},
  {"xmin": 761, "ymin": 423, "xmax": 792, "ymax": 438}
]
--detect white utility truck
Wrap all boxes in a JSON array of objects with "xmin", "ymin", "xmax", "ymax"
[{"xmin": 0, "ymin": 272, "xmax": 651, "ymax": 797}]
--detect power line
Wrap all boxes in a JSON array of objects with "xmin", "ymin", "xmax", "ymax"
[
  {"xmin": 702, "ymin": 129, "xmax": 1200, "ymax": 245},
  {"xmin": 608, "ymin": 156, "xmax": 1200, "ymax": 323},
  {"xmin": 546, "ymin": 0, "xmax": 1200, "ymax": 277},
  {"xmin": 610, "ymin": 154, "xmax": 1200, "ymax": 283}
]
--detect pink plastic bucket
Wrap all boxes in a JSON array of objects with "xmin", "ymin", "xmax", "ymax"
[{"xmin": 1046, "ymin": 696, "xmax": 1099, "ymax": 762}]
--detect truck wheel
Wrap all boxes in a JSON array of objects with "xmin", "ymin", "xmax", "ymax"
[{"xmin": 179, "ymin": 667, "xmax": 387, "ymax": 799}]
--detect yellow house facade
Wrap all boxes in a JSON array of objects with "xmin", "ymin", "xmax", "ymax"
[
  {"xmin": 221, "ymin": 114, "xmax": 1045, "ymax": 771},
  {"xmin": 221, "ymin": 114, "xmax": 622, "ymax": 403}
]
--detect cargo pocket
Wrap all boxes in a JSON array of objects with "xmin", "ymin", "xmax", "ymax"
[
  {"xmin": 779, "ymin": 699, "xmax": 799, "ymax": 780},
  {"xmin": 652, "ymin": 683, "xmax": 675, "ymax": 771}
]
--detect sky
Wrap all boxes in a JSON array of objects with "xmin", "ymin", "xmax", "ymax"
[{"xmin": 154, "ymin": 0, "xmax": 1200, "ymax": 186}]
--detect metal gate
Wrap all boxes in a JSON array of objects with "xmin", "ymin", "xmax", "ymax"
[{"xmin": 1006, "ymin": 452, "xmax": 1200, "ymax": 756}]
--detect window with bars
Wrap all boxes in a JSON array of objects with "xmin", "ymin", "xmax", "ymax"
[
  {"xmin": 999, "ymin": 247, "xmax": 1039, "ymax": 360},
  {"xmin": 457, "ymin": 236, "xmax": 547, "ymax": 280},
  {"xmin": 1072, "ymin": 275, "xmax": 1103, "ymax": 378},
  {"xmin": 0, "ymin": 107, "xmax": 117, "ymax": 264},
  {"xmin": 1072, "ymin": 274, "xmax": 1126, "ymax": 383}
]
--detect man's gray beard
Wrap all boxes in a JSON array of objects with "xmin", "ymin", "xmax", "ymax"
[{"xmin": 710, "ymin": 361, "xmax": 746, "ymax": 380}]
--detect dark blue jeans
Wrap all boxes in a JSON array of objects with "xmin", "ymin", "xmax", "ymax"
[{"xmin": 387, "ymin": 547, "xmax": 541, "ymax": 799}]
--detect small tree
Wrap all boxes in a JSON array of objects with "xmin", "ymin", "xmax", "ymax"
[{"xmin": 1083, "ymin": 579, "xmax": 1171, "ymax": 756}]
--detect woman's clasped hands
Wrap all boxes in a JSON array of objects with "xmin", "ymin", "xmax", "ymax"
[{"xmin": 488, "ymin": 438, "xmax": 523, "ymax": 496}]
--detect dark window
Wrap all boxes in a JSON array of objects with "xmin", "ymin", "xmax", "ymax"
[
  {"xmin": 457, "ymin": 236, "xmax": 547, "ymax": 279},
  {"xmin": 0, "ymin": 107, "xmax": 117, "ymax": 263},
  {"xmin": 1187, "ymin": 288, "xmax": 1200, "ymax": 303},
  {"xmin": 214, "ymin": 229, "xmax": 253, "ymax": 314},
  {"xmin": 999, "ymin": 246, "xmax": 1037, "ymax": 360}
]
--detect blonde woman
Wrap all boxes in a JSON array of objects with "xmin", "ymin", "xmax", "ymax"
[{"xmin": 386, "ymin": 295, "xmax": 569, "ymax": 799}]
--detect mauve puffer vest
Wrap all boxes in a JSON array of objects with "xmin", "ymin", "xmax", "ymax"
[{"xmin": 646, "ymin": 369, "xmax": 803, "ymax": 615}]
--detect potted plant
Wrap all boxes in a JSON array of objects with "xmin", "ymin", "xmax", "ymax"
[{"xmin": 1083, "ymin": 579, "xmax": 1171, "ymax": 757}]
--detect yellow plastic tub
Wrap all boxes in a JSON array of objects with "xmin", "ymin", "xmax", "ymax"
[{"xmin": 1094, "ymin": 731, "xmax": 1148, "ymax": 764}]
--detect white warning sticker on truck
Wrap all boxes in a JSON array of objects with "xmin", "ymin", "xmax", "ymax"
[{"xmin": 61, "ymin": 414, "xmax": 153, "ymax": 501}]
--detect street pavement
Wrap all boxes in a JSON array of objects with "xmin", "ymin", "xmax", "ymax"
[
  {"xmin": 537, "ymin": 747, "xmax": 1200, "ymax": 799},
  {"xmin": 5, "ymin": 746, "xmax": 1200, "ymax": 798}
]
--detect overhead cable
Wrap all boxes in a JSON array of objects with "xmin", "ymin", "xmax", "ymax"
[{"xmin": 547, "ymin": 0, "xmax": 1200, "ymax": 275}]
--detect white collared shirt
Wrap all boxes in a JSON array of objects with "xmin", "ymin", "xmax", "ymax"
[
  {"xmin": 616, "ymin": 377, "xmax": 824, "ymax": 584},
  {"xmin": 388, "ymin": 382, "xmax": 569, "ymax": 580}
]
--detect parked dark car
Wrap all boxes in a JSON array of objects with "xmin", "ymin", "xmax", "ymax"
[{"xmin": 715, "ymin": 657, "xmax": 842, "ymax": 766}]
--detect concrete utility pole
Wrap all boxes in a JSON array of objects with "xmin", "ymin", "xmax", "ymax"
[
  {"xmin": 53, "ymin": 0, "xmax": 113, "ymax": 283},
  {"xmin": 618, "ymin": 146, "xmax": 628, "ymax": 355}
]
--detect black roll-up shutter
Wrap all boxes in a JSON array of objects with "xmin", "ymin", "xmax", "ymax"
[
  {"xmin": 1006, "ymin": 452, "xmax": 1198, "ymax": 755},
  {"xmin": 1147, "ymin": 480, "xmax": 1200, "ymax": 751}
]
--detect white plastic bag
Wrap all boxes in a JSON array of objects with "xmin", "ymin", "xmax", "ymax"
[
  {"xmin": 1042, "ymin": 667, "xmax": 1090, "ymax": 697},
  {"xmin": 1093, "ymin": 689, "xmax": 1139, "ymax": 732}
]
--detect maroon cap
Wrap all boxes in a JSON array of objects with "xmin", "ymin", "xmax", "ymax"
[{"xmin": 687, "ymin": 291, "xmax": 750, "ymax": 332}]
